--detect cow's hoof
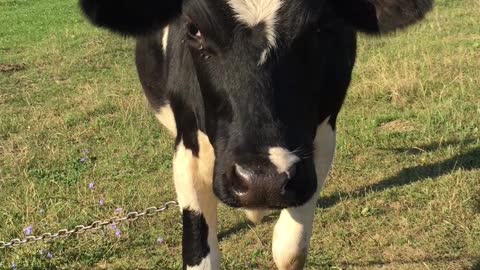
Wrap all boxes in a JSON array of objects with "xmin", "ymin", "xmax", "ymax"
[{"xmin": 273, "ymin": 246, "xmax": 308, "ymax": 270}]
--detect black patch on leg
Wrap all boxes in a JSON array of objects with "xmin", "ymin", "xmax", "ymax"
[{"xmin": 182, "ymin": 208, "xmax": 210, "ymax": 268}]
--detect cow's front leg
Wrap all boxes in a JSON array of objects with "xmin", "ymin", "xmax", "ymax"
[
  {"xmin": 272, "ymin": 117, "xmax": 336, "ymax": 270},
  {"xmin": 173, "ymin": 131, "xmax": 220, "ymax": 270}
]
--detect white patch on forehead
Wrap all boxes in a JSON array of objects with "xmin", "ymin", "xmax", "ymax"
[
  {"xmin": 269, "ymin": 147, "xmax": 300, "ymax": 174},
  {"xmin": 227, "ymin": 0, "xmax": 282, "ymax": 64}
]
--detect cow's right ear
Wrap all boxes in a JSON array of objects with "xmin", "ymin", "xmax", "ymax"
[
  {"xmin": 328, "ymin": 0, "xmax": 433, "ymax": 34},
  {"xmin": 79, "ymin": 0, "xmax": 182, "ymax": 36}
]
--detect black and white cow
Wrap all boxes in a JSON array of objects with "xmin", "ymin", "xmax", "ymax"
[{"xmin": 79, "ymin": 0, "xmax": 433, "ymax": 269}]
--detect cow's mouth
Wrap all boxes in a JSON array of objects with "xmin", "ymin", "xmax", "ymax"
[{"xmin": 212, "ymin": 161, "xmax": 317, "ymax": 209}]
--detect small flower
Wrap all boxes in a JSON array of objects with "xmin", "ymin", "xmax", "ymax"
[
  {"xmin": 115, "ymin": 229, "xmax": 121, "ymax": 238},
  {"xmin": 109, "ymin": 224, "xmax": 117, "ymax": 230},
  {"xmin": 24, "ymin": 225, "xmax": 33, "ymax": 236},
  {"xmin": 79, "ymin": 157, "xmax": 88, "ymax": 164},
  {"xmin": 115, "ymin": 208, "xmax": 123, "ymax": 214},
  {"xmin": 99, "ymin": 198, "xmax": 105, "ymax": 206},
  {"xmin": 46, "ymin": 252, "xmax": 53, "ymax": 260},
  {"xmin": 88, "ymin": 182, "xmax": 95, "ymax": 190},
  {"xmin": 11, "ymin": 263, "xmax": 17, "ymax": 270},
  {"xmin": 156, "ymin": 237, "xmax": 164, "ymax": 245}
]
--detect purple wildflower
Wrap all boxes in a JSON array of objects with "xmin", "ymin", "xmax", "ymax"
[
  {"xmin": 99, "ymin": 198, "xmax": 105, "ymax": 206},
  {"xmin": 11, "ymin": 263, "xmax": 17, "ymax": 270},
  {"xmin": 46, "ymin": 252, "xmax": 53, "ymax": 260},
  {"xmin": 24, "ymin": 225, "xmax": 33, "ymax": 236},
  {"xmin": 88, "ymin": 182, "xmax": 94, "ymax": 190},
  {"xmin": 115, "ymin": 229, "xmax": 122, "ymax": 238},
  {"xmin": 115, "ymin": 207, "xmax": 123, "ymax": 214},
  {"xmin": 156, "ymin": 237, "xmax": 164, "ymax": 245},
  {"xmin": 109, "ymin": 224, "xmax": 117, "ymax": 230},
  {"xmin": 79, "ymin": 157, "xmax": 88, "ymax": 164}
]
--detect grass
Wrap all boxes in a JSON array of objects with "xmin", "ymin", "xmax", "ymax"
[{"xmin": 0, "ymin": 0, "xmax": 479, "ymax": 269}]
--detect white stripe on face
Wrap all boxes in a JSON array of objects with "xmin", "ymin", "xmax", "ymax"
[
  {"xmin": 227, "ymin": 0, "xmax": 282, "ymax": 64},
  {"xmin": 268, "ymin": 147, "xmax": 300, "ymax": 174}
]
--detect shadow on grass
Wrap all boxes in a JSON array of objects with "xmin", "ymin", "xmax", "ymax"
[
  {"xmin": 471, "ymin": 259, "xmax": 480, "ymax": 270},
  {"xmin": 338, "ymin": 256, "xmax": 480, "ymax": 269},
  {"xmin": 220, "ymin": 141, "xmax": 480, "ymax": 239},
  {"xmin": 218, "ymin": 214, "xmax": 278, "ymax": 241},
  {"xmin": 318, "ymin": 142, "xmax": 480, "ymax": 209}
]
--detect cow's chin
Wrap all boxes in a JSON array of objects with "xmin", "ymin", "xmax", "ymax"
[{"xmin": 212, "ymin": 172, "xmax": 317, "ymax": 210}]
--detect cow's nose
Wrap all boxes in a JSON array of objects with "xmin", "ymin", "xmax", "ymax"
[{"xmin": 232, "ymin": 163, "xmax": 296, "ymax": 196}]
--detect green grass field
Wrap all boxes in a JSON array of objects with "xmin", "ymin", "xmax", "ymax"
[{"xmin": 1, "ymin": 0, "xmax": 479, "ymax": 269}]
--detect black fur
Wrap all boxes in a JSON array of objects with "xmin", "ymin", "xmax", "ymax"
[
  {"xmin": 182, "ymin": 209, "xmax": 210, "ymax": 268},
  {"xmin": 329, "ymin": 0, "xmax": 434, "ymax": 34},
  {"xmin": 79, "ymin": 0, "xmax": 182, "ymax": 36}
]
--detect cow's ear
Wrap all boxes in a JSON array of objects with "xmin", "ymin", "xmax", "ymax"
[
  {"xmin": 79, "ymin": 0, "xmax": 182, "ymax": 36},
  {"xmin": 328, "ymin": 0, "xmax": 433, "ymax": 34}
]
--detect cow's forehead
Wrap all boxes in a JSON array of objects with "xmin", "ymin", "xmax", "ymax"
[
  {"xmin": 227, "ymin": 0, "xmax": 283, "ymax": 64},
  {"xmin": 183, "ymin": 0, "xmax": 315, "ymax": 64}
]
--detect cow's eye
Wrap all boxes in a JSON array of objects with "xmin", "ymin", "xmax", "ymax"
[
  {"xmin": 187, "ymin": 22, "xmax": 202, "ymax": 40},
  {"xmin": 184, "ymin": 20, "xmax": 212, "ymax": 58}
]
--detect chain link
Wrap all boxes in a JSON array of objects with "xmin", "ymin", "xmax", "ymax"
[{"xmin": 0, "ymin": 201, "xmax": 178, "ymax": 249}]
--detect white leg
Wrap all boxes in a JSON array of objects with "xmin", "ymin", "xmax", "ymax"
[
  {"xmin": 174, "ymin": 131, "xmax": 220, "ymax": 270},
  {"xmin": 272, "ymin": 117, "xmax": 336, "ymax": 270}
]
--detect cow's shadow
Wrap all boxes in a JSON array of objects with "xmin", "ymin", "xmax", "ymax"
[
  {"xmin": 472, "ymin": 259, "xmax": 480, "ymax": 270},
  {"xmin": 219, "ymin": 139, "xmax": 479, "ymax": 240},
  {"xmin": 317, "ymin": 140, "xmax": 480, "ymax": 209}
]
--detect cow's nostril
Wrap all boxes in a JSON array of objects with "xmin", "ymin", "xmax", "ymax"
[
  {"xmin": 234, "ymin": 164, "xmax": 252, "ymax": 182},
  {"xmin": 232, "ymin": 164, "xmax": 251, "ymax": 195}
]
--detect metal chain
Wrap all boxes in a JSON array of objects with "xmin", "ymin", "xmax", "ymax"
[{"xmin": 0, "ymin": 201, "xmax": 178, "ymax": 249}]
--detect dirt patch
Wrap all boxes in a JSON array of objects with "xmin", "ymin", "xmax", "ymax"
[
  {"xmin": 0, "ymin": 63, "xmax": 26, "ymax": 73},
  {"xmin": 378, "ymin": 120, "xmax": 417, "ymax": 134}
]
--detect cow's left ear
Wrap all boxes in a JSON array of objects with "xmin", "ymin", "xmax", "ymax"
[
  {"xmin": 328, "ymin": 0, "xmax": 434, "ymax": 34},
  {"xmin": 79, "ymin": 0, "xmax": 182, "ymax": 36}
]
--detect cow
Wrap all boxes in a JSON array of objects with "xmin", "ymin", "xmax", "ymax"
[{"xmin": 79, "ymin": 0, "xmax": 433, "ymax": 269}]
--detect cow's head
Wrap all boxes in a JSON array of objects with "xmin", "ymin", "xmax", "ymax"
[{"xmin": 80, "ymin": 0, "xmax": 433, "ymax": 209}]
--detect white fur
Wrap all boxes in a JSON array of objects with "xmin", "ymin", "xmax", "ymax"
[
  {"xmin": 186, "ymin": 254, "xmax": 220, "ymax": 270},
  {"xmin": 244, "ymin": 209, "xmax": 269, "ymax": 224},
  {"xmin": 155, "ymin": 104, "xmax": 176, "ymax": 137},
  {"xmin": 173, "ymin": 131, "xmax": 220, "ymax": 269},
  {"xmin": 173, "ymin": 131, "xmax": 216, "ymax": 211},
  {"xmin": 227, "ymin": 0, "xmax": 282, "ymax": 64},
  {"xmin": 269, "ymin": 147, "xmax": 300, "ymax": 174},
  {"xmin": 312, "ymin": 117, "xmax": 336, "ymax": 188},
  {"xmin": 162, "ymin": 26, "xmax": 169, "ymax": 54},
  {"xmin": 272, "ymin": 117, "xmax": 336, "ymax": 270}
]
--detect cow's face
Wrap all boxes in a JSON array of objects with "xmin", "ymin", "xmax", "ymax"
[
  {"xmin": 80, "ymin": 0, "xmax": 433, "ymax": 209},
  {"xmin": 167, "ymin": 0, "xmax": 330, "ymax": 209}
]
